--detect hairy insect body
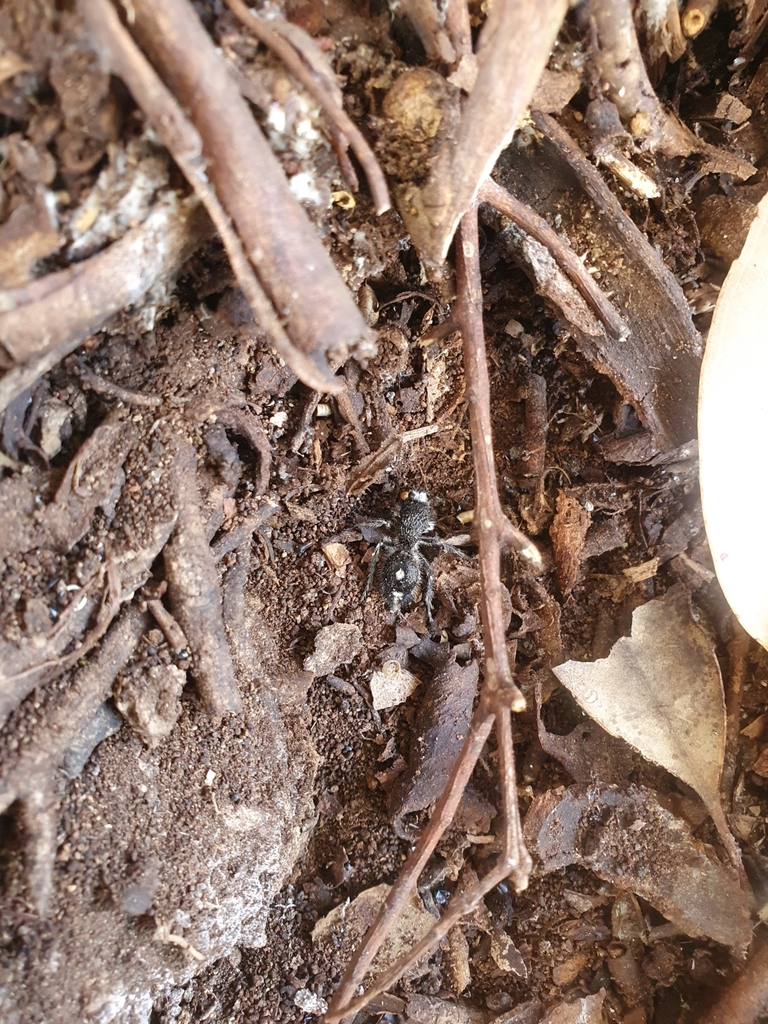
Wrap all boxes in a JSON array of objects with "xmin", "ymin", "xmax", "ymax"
[{"xmin": 362, "ymin": 489, "xmax": 462, "ymax": 625}]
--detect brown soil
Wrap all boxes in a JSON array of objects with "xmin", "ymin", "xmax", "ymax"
[{"xmin": 1, "ymin": 3, "xmax": 767, "ymax": 1024}]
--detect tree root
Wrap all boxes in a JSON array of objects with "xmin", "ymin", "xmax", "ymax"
[
  {"xmin": 0, "ymin": 607, "xmax": 149, "ymax": 913},
  {"xmin": 164, "ymin": 434, "xmax": 242, "ymax": 719},
  {"xmin": 0, "ymin": 193, "xmax": 208, "ymax": 415}
]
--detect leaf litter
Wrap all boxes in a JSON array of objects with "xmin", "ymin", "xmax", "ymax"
[{"xmin": 552, "ymin": 585, "xmax": 735, "ymax": 855}]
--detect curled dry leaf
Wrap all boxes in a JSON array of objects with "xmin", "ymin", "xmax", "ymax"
[
  {"xmin": 699, "ymin": 190, "xmax": 768, "ymax": 651},
  {"xmin": 552, "ymin": 586, "xmax": 730, "ymax": 841},
  {"xmin": 525, "ymin": 784, "xmax": 752, "ymax": 949}
]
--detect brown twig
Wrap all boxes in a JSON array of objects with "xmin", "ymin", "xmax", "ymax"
[
  {"xmin": 79, "ymin": 0, "xmax": 344, "ymax": 396},
  {"xmin": 223, "ymin": 0, "xmax": 390, "ymax": 215},
  {"xmin": 722, "ymin": 618, "xmax": 750, "ymax": 808},
  {"xmin": 326, "ymin": 203, "xmax": 535, "ymax": 1022},
  {"xmin": 393, "ymin": 0, "xmax": 568, "ymax": 266},
  {"xmin": 398, "ymin": 0, "xmax": 456, "ymax": 63},
  {"xmin": 456, "ymin": 207, "xmax": 541, "ymax": 694},
  {"xmin": 145, "ymin": 599, "xmax": 188, "ymax": 653},
  {"xmin": 0, "ymin": 193, "xmax": 207, "ymax": 413},
  {"xmin": 123, "ymin": 0, "xmax": 372, "ymax": 377},
  {"xmin": 77, "ymin": 366, "xmax": 162, "ymax": 407},
  {"xmin": 164, "ymin": 434, "xmax": 242, "ymax": 719},
  {"xmin": 587, "ymin": 0, "xmax": 753, "ymax": 178},
  {"xmin": 478, "ymin": 177, "xmax": 627, "ymax": 342},
  {"xmin": 682, "ymin": 0, "xmax": 719, "ymax": 39}
]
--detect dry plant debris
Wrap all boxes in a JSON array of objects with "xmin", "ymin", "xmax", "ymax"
[
  {"xmin": 0, "ymin": 0, "xmax": 767, "ymax": 1022},
  {"xmin": 552, "ymin": 585, "xmax": 736, "ymax": 859}
]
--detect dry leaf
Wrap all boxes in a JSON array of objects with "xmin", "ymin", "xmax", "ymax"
[
  {"xmin": 370, "ymin": 660, "xmax": 420, "ymax": 710},
  {"xmin": 551, "ymin": 586, "xmax": 730, "ymax": 843},
  {"xmin": 540, "ymin": 991, "xmax": 606, "ymax": 1024},
  {"xmin": 525, "ymin": 784, "xmax": 752, "ymax": 948},
  {"xmin": 699, "ymin": 190, "xmax": 768, "ymax": 650},
  {"xmin": 312, "ymin": 883, "xmax": 435, "ymax": 978}
]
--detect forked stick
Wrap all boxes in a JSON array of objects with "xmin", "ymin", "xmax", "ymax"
[{"xmin": 325, "ymin": 205, "xmax": 535, "ymax": 1021}]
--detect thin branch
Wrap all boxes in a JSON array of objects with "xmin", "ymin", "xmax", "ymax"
[
  {"xmin": 397, "ymin": 0, "xmax": 568, "ymax": 265},
  {"xmin": 223, "ymin": 0, "xmax": 390, "ymax": 215},
  {"xmin": 478, "ymin": 177, "xmax": 627, "ymax": 342},
  {"xmin": 125, "ymin": 0, "xmax": 373, "ymax": 374},
  {"xmin": 325, "ymin": 707, "xmax": 495, "ymax": 1022},
  {"xmin": 327, "ymin": 202, "xmax": 535, "ymax": 1022},
  {"xmin": 77, "ymin": 366, "xmax": 162, "ymax": 407},
  {"xmin": 456, "ymin": 205, "xmax": 539, "ymax": 708},
  {"xmin": 79, "ymin": 0, "xmax": 343, "ymax": 395}
]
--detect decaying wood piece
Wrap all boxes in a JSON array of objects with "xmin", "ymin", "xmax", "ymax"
[
  {"xmin": 505, "ymin": 112, "xmax": 702, "ymax": 454},
  {"xmin": 223, "ymin": 0, "xmax": 389, "ymax": 215},
  {"xmin": 478, "ymin": 178, "xmax": 627, "ymax": 342},
  {"xmin": 164, "ymin": 435, "xmax": 241, "ymax": 719},
  {"xmin": 394, "ymin": 0, "xmax": 568, "ymax": 266},
  {"xmin": 0, "ymin": 193, "xmax": 207, "ymax": 414},
  {"xmin": 587, "ymin": 0, "xmax": 754, "ymax": 179},
  {"xmin": 119, "ymin": 0, "xmax": 373, "ymax": 384}
]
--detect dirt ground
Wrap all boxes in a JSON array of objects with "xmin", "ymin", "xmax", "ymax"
[{"xmin": 1, "ymin": 1, "xmax": 768, "ymax": 1023}]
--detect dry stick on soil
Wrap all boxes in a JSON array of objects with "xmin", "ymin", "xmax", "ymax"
[
  {"xmin": 396, "ymin": 0, "xmax": 568, "ymax": 266},
  {"xmin": 587, "ymin": 0, "xmax": 753, "ymax": 178},
  {"xmin": 77, "ymin": 366, "xmax": 162, "ymax": 408},
  {"xmin": 697, "ymin": 927, "xmax": 768, "ymax": 1024},
  {"xmin": 79, "ymin": 0, "xmax": 340, "ymax": 396},
  {"xmin": 125, "ymin": 0, "xmax": 373, "ymax": 378},
  {"xmin": 722, "ymin": 619, "xmax": 750, "ymax": 807},
  {"xmin": 223, "ymin": 0, "xmax": 390, "ymax": 215},
  {"xmin": 326, "ymin": 205, "xmax": 536, "ymax": 1023},
  {"xmin": 164, "ymin": 435, "xmax": 242, "ymax": 719},
  {"xmin": 0, "ymin": 607, "xmax": 148, "ymax": 912},
  {"xmin": 0, "ymin": 193, "xmax": 207, "ymax": 414},
  {"xmin": 477, "ymin": 177, "xmax": 626, "ymax": 342},
  {"xmin": 398, "ymin": 0, "xmax": 457, "ymax": 62}
]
